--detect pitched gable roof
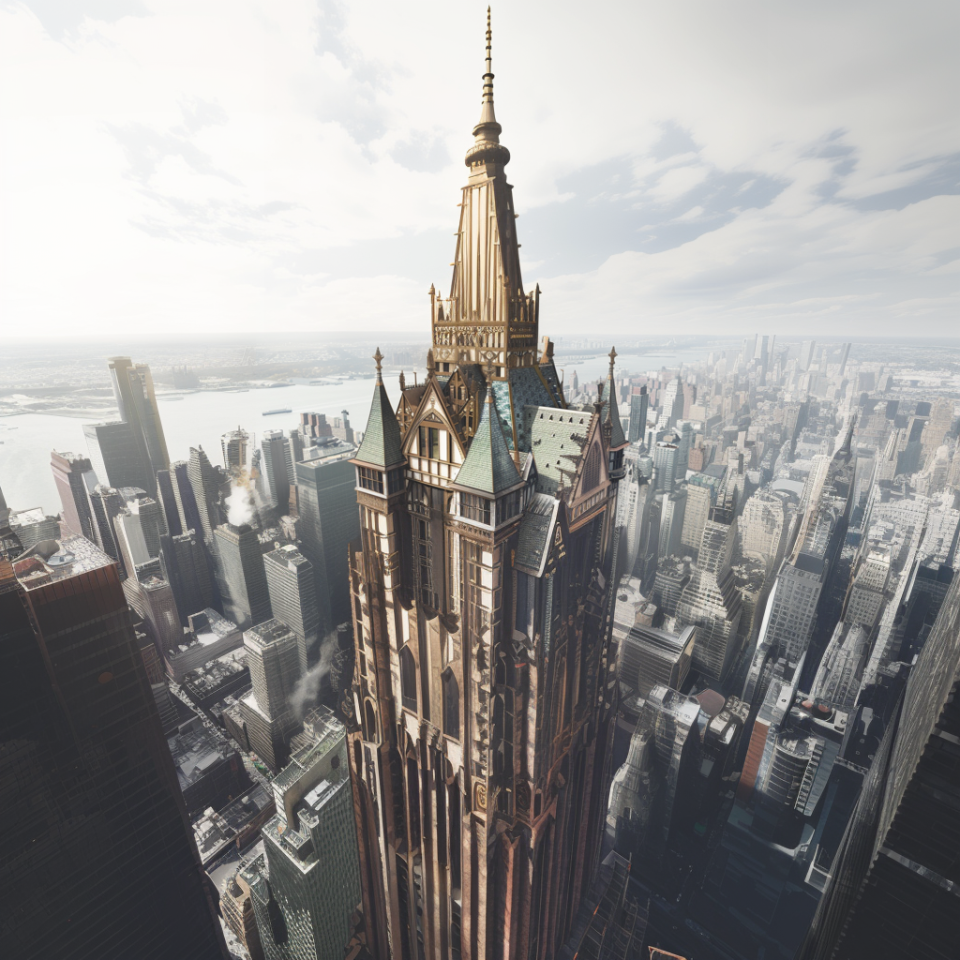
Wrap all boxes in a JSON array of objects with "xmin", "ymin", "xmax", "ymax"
[
  {"xmin": 454, "ymin": 393, "xmax": 521, "ymax": 495},
  {"xmin": 400, "ymin": 376, "xmax": 467, "ymax": 459}
]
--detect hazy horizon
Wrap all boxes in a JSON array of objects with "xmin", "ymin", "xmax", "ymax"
[{"xmin": 1, "ymin": 0, "xmax": 957, "ymax": 340}]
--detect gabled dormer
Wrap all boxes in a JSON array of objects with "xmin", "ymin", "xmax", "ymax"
[{"xmin": 402, "ymin": 376, "xmax": 468, "ymax": 488}]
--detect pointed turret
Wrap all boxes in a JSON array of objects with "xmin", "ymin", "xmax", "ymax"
[
  {"xmin": 604, "ymin": 347, "xmax": 627, "ymax": 448},
  {"xmin": 354, "ymin": 348, "xmax": 404, "ymax": 469},
  {"xmin": 455, "ymin": 387, "xmax": 521, "ymax": 496}
]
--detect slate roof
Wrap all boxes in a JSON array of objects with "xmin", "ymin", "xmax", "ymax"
[
  {"xmin": 515, "ymin": 493, "xmax": 560, "ymax": 577},
  {"xmin": 454, "ymin": 395, "xmax": 521, "ymax": 495},
  {"xmin": 488, "ymin": 367, "xmax": 562, "ymax": 453},
  {"xmin": 605, "ymin": 373, "xmax": 627, "ymax": 448},
  {"xmin": 524, "ymin": 406, "xmax": 595, "ymax": 495},
  {"xmin": 355, "ymin": 380, "xmax": 404, "ymax": 468},
  {"xmin": 538, "ymin": 360, "xmax": 566, "ymax": 407}
]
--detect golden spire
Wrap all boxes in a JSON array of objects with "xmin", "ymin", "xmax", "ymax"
[
  {"xmin": 373, "ymin": 347, "xmax": 384, "ymax": 383},
  {"xmin": 480, "ymin": 7, "xmax": 495, "ymax": 122},
  {"xmin": 466, "ymin": 7, "xmax": 509, "ymax": 167}
]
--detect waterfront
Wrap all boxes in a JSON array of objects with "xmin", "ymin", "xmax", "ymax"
[{"xmin": 0, "ymin": 350, "xmax": 703, "ymax": 515}]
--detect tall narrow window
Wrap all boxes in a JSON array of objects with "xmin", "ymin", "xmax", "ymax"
[
  {"xmin": 400, "ymin": 646, "xmax": 417, "ymax": 712},
  {"xmin": 419, "ymin": 426, "xmax": 445, "ymax": 461},
  {"xmin": 442, "ymin": 669, "xmax": 460, "ymax": 739},
  {"xmin": 364, "ymin": 700, "xmax": 377, "ymax": 742}
]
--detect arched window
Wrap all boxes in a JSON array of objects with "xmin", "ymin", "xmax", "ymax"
[
  {"xmin": 582, "ymin": 443, "xmax": 601, "ymax": 492},
  {"xmin": 442, "ymin": 669, "xmax": 460, "ymax": 739},
  {"xmin": 400, "ymin": 646, "xmax": 417, "ymax": 712},
  {"xmin": 364, "ymin": 700, "xmax": 377, "ymax": 742}
]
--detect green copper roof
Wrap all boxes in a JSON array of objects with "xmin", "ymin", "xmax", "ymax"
[
  {"xmin": 524, "ymin": 406, "xmax": 595, "ymax": 496},
  {"xmin": 605, "ymin": 375, "xmax": 627, "ymax": 448},
  {"xmin": 454, "ymin": 394, "xmax": 520, "ymax": 495},
  {"xmin": 355, "ymin": 380, "xmax": 404, "ymax": 468}
]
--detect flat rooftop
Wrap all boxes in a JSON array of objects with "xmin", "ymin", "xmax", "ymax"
[{"xmin": 13, "ymin": 535, "xmax": 114, "ymax": 590}]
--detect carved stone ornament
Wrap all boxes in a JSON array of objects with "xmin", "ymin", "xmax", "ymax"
[{"xmin": 474, "ymin": 781, "xmax": 488, "ymax": 811}]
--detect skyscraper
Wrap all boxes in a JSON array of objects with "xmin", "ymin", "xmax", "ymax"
[
  {"xmin": 264, "ymin": 543, "xmax": 320, "ymax": 672},
  {"xmin": 654, "ymin": 433, "xmax": 681, "ymax": 491},
  {"xmin": 660, "ymin": 376, "xmax": 685, "ymax": 429},
  {"xmin": 641, "ymin": 685, "xmax": 702, "ymax": 850},
  {"xmin": 50, "ymin": 450, "xmax": 97, "ymax": 540},
  {"xmin": 160, "ymin": 529, "xmax": 217, "ymax": 624},
  {"xmin": 213, "ymin": 522, "xmax": 272, "ymax": 629},
  {"xmin": 658, "ymin": 484, "xmax": 687, "ymax": 560},
  {"xmin": 260, "ymin": 429, "xmax": 290, "ymax": 512},
  {"xmin": 156, "ymin": 466, "xmax": 184, "ymax": 536},
  {"xmin": 222, "ymin": 427, "xmax": 252, "ymax": 476},
  {"xmin": 243, "ymin": 707, "xmax": 361, "ymax": 960},
  {"xmin": 114, "ymin": 504, "xmax": 153, "ymax": 575},
  {"xmin": 171, "ymin": 458, "xmax": 205, "ymax": 535},
  {"xmin": 86, "ymin": 483, "xmax": 125, "ymax": 565},
  {"xmin": 0, "ymin": 538, "xmax": 226, "ymax": 959},
  {"xmin": 84, "ymin": 420, "xmax": 152, "ymax": 492},
  {"xmin": 346, "ymin": 16, "xmax": 622, "ymax": 959},
  {"xmin": 799, "ymin": 573, "xmax": 960, "ymax": 959},
  {"xmin": 677, "ymin": 497, "xmax": 743, "ymax": 682},
  {"xmin": 239, "ymin": 618, "xmax": 303, "ymax": 770},
  {"xmin": 295, "ymin": 439, "xmax": 359, "ymax": 637},
  {"xmin": 836, "ymin": 341, "xmax": 851, "ymax": 377},
  {"xmin": 799, "ymin": 339, "xmax": 817, "ymax": 372},
  {"xmin": 679, "ymin": 480, "xmax": 711, "ymax": 557},
  {"xmin": 188, "ymin": 445, "xmax": 226, "ymax": 539},
  {"xmin": 628, "ymin": 387, "xmax": 649, "ymax": 443},
  {"xmin": 108, "ymin": 356, "xmax": 170, "ymax": 486}
]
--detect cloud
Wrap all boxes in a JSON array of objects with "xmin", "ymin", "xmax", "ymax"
[{"xmin": 0, "ymin": 0, "xmax": 957, "ymax": 338}]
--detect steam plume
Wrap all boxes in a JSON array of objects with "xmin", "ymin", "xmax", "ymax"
[
  {"xmin": 225, "ymin": 480, "xmax": 256, "ymax": 527},
  {"xmin": 290, "ymin": 633, "xmax": 337, "ymax": 719}
]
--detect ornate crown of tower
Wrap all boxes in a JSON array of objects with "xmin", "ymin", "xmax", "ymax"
[{"xmin": 430, "ymin": 8, "xmax": 540, "ymax": 379}]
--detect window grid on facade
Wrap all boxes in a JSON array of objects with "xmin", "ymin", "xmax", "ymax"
[
  {"xmin": 358, "ymin": 466, "xmax": 384, "ymax": 493},
  {"xmin": 461, "ymin": 493, "xmax": 491, "ymax": 524}
]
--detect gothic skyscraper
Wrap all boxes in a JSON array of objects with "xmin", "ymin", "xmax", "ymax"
[{"xmin": 346, "ymin": 14, "xmax": 624, "ymax": 960}]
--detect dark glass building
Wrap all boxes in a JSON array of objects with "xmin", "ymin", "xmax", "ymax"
[
  {"xmin": 0, "ymin": 538, "xmax": 226, "ymax": 959},
  {"xmin": 295, "ymin": 439, "xmax": 359, "ymax": 638},
  {"xmin": 84, "ymin": 419, "xmax": 152, "ymax": 493},
  {"xmin": 799, "ymin": 572, "xmax": 960, "ymax": 959}
]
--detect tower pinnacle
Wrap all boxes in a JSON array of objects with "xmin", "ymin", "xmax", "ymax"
[
  {"xmin": 481, "ymin": 7, "xmax": 494, "ymax": 119},
  {"xmin": 466, "ymin": 7, "xmax": 509, "ymax": 167}
]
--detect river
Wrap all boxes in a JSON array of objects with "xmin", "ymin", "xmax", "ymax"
[{"xmin": 0, "ymin": 349, "xmax": 705, "ymax": 515}]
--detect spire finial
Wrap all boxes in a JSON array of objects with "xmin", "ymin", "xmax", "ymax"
[
  {"xmin": 466, "ymin": 7, "xmax": 509, "ymax": 166},
  {"xmin": 373, "ymin": 347, "xmax": 384, "ymax": 383},
  {"xmin": 483, "ymin": 6, "xmax": 493, "ymax": 106},
  {"xmin": 608, "ymin": 346, "xmax": 617, "ymax": 378}
]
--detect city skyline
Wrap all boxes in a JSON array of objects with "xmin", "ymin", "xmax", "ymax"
[{"xmin": 2, "ymin": 1, "xmax": 957, "ymax": 339}]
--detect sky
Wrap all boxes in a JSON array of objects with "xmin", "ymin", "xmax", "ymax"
[{"xmin": 1, "ymin": 0, "xmax": 958, "ymax": 340}]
